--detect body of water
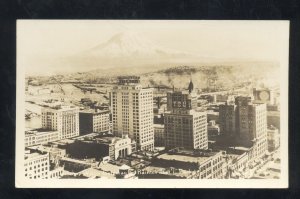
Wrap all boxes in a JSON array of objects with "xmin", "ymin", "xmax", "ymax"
[{"xmin": 25, "ymin": 102, "xmax": 42, "ymax": 129}]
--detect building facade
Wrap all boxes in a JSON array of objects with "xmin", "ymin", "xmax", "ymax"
[
  {"xmin": 25, "ymin": 129, "xmax": 59, "ymax": 147},
  {"xmin": 164, "ymin": 82, "xmax": 208, "ymax": 150},
  {"xmin": 111, "ymin": 76, "xmax": 154, "ymax": 151},
  {"xmin": 207, "ymin": 120, "xmax": 220, "ymax": 138},
  {"xmin": 153, "ymin": 124, "xmax": 165, "ymax": 147},
  {"xmin": 79, "ymin": 109, "xmax": 110, "ymax": 135},
  {"xmin": 27, "ymin": 144, "xmax": 66, "ymax": 162},
  {"xmin": 152, "ymin": 149, "xmax": 225, "ymax": 179},
  {"xmin": 94, "ymin": 135, "xmax": 133, "ymax": 160},
  {"xmin": 267, "ymin": 126, "xmax": 280, "ymax": 152},
  {"xmin": 219, "ymin": 96, "xmax": 268, "ymax": 159},
  {"xmin": 41, "ymin": 106, "xmax": 79, "ymax": 139},
  {"xmin": 219, "ymin": 103, "xmax": 237, "ymax": 137},
  {"xmin": 24, "ymin": 151, "xmax": 50, "ymax": 179}
]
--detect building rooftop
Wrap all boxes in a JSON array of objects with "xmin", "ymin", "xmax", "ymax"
[
  {"xmin": 43, "ymin": 105, "xmax": 78, "ymax": 110},
  {"xmin": 95, "ymin": 136, "xmax": 129, "ymax": 145},
  {"xmin": 98, "ymin": 162, "xmax": 120, "ymax": 174},
  {"xmin": 26, "ymin": 145, "xmax": 65, "ymax": 153},
  {"xmin": 51, "ymin": 139, "xmax": 75, "ymax": 145},
  {"xmin": 24, "ymin": 151, "xmax": 48, "ymax": 160},
  {"xmin": 79, "ymin": 168, "xmax": 116, "ymax": 179},
  {"xmin": 142, "ymin": 166, "xmax": 190, "ymax": 178},
  {"xmin": 25, "ymin": 128, "xmax": 58, "ymax": 135},
  {"xmin": 157, "ymin": 149, "xmax": 221, "ymax": 164},
  {"xmin": 157, "ymin": 153, "xmax": 208, "ymax": 164},
  {"xmin": 79, "ymin": 109, "xmax": 109, "ymax": 114},
  {"xmin": 228, "ymin": 146, "xmax": 252, "ymax": 153}
]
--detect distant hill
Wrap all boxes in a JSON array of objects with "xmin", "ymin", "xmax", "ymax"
[
  {"xmin": 52, "ymin": 62, "xmax": 279, "ymax": 91},
  {"xmin": 27, "ymin": 31, "xmax": 279, "ymax": 89}
]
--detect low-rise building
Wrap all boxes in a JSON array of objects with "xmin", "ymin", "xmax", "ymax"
[
  {"xmin": 207, "ymin": 120, "xmax": 220, "ymax": 138},
  {"xmin": 154, "ymin": 124, "xmax": 165, "ymax": 147},
  {"xmin": 65, "ymin": 135, "xmax": 133, "ymax": 161},
  {"xmin": 150, "ymin": 149, "xmax": 225, "ymax": 179},
  {"xmin": 26, "ymin": 144, "xmax": 66, "ymax": 162},
  {"xmin": 48, "ymin": 166, "xmax": 64, "ymax": 179},
  {"xmin": 25, "ymin": 129, "xmax": 59, "ymax": 147},
  {"xmin": 24, "ymin": 150, "xmax": 50, "ymax": 179},
  {"xmin": 225, "ymin": 147, "xmax": 250, "ymax": 178},
  {"xmin": 97, "ymin": 135, "xmax": 133, "ymax": 160},
  {"xmin": 24, "ymin": 149, "xmax": 65, "ymax": 179}
]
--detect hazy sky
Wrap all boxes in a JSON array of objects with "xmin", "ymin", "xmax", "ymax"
[{"xmin": 17, "ymin": 20, "xmax": 289, "ymax": 76}]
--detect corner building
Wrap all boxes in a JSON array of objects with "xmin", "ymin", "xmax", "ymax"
[
  {"xmin": 111, "ymin": 76, "xmax": 154, "ymax": 151},
  {"xmin": 165, "ymin": 81, "xmax": 208, "ymax": 150}
]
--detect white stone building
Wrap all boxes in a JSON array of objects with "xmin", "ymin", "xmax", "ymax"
[
  {"xmin": 111, "ymin": 76, "xmax": 154, "ymax": 151},
  {"xmin": 41, "ymin": 105, "xmax": 79, "ymax": 139}
]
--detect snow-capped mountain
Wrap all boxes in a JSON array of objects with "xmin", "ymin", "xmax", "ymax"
[
  {"xmin": 83, "ymin": 31, "xmax": 192, "ymax": 59},
  {"xmin": 57, "ymin": 31, "xmax": 210, "ymax": 73}
]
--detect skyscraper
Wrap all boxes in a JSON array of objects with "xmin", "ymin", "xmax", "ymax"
[
  {"xmin": 111, "ymin": 76, "xmax": 154, "ymax": 151},
  {"xmin": 41, "ymin": 105, "xmax": 79, "ymax": 139},
  {"xmin": 165, "ymin": 81, "xmax": 208, "ymax": 150},
  {"xmin": 219, "ymin": 96, "xmax": 268, "ymax": 158}
]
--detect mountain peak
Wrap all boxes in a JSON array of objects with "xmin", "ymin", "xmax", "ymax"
[
  {"xmin": 107, "ymin": 31, "xmax": 140, "ymax": 43},
  {"xmin": 87, "ymin": 31, "xmax": 157, "ymax": 57},
  {"xmin": 65, "ymin": 31, "xmax": 211, "ymax": 71}
]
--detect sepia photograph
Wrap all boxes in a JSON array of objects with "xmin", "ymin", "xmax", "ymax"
[{"xmin": 16, "ymin": 20, "xmax": 289, "ymax": 188}]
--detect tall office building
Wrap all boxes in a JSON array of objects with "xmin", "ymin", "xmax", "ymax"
[
  {"xmin": 79, "ymin": 109, "xmax": 110, "ymax": 135},
  {"xmin": 219, "ymin": 96, "xmax": 268, "ymax": 158},
  {"xmin": 219, "ymin": 103, "xmax": 237, "ymax": 137},
  {"xmin": 111, "ymin": 76, "xmax": 154, "ymax": 151},
  {"xmin": 41, "ymin": 105, "xmax": 79, "ymax": 139},
  {"xmin": 165, "ymin": 81, "xmax": 208, "ymax": 150}
]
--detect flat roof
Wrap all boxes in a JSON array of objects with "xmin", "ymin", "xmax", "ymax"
[
  {"xmin": 98, "ymin": 163, "xmax": 120, "ymax": 174},
  {"xmin": 25, "ymin": 152, "xmax": 48, "ymax": 160},
  {"xmin": 25, "ymin": 128, "xmax": 58, "ymax": 134},
  {"xmin": 79, "ymin": 109, "xmax": 109, "ymax": 114},
  {"xmin": 157, "ymin": 150, "xmax": 220, "ymax": 164},
  {"xmin": 79, "ymin": 168, "xmax": 116, "ymax": 179},
  {"xmin": 51, "ymin": 139, "xmax": 75, "ymax": 145},
  {"xmin": 43, "ymin": 105, "xmax": 78, "ymax": 110},
  {"xmin": 157, "ymin": 153, "xmax": 208, "ymax": 163},
  {"xmin": 27, "ymin": 145, "xmax": 65, "ymax": 152},
  {"xmin": 95, "ymin": 136, "xmax": 125, "ymax": 144},
  {"xmin": 229, "ymin": 146, "xmax": 252, "ymax": 151}
]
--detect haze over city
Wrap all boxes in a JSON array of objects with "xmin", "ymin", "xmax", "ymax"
[{"xmin": 18, "ymin": 20, "xmax": 288, "ymax": 76}]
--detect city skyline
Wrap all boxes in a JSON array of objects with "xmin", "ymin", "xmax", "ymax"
[{"xmin": 16, "ymin": 20, "xmax": 289, "ymax": 188}]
